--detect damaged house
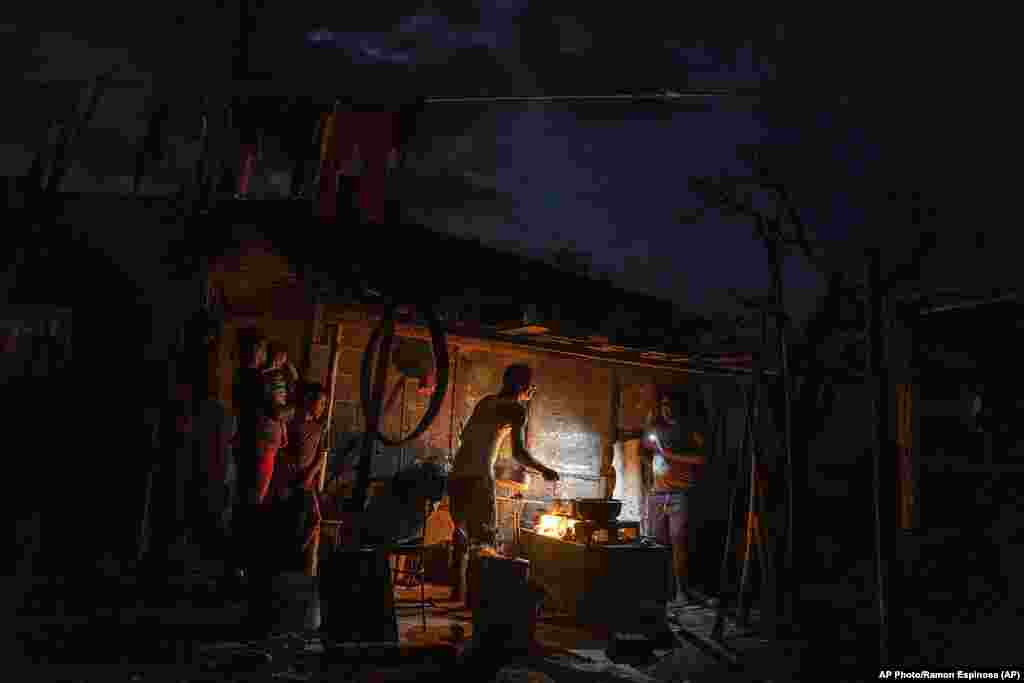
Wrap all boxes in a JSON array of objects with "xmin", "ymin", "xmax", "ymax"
[{"xmin": 196, "ymin": 203, "xmax": 762, "ymax": 610}]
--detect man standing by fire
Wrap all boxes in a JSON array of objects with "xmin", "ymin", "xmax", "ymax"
[
  {"xmin": 448, "ymin": 364, "xmax": 560, "ymax": 602},
  {"xmin": 645, "ymin": 390, "xmax": 708, "ymax": 604}
]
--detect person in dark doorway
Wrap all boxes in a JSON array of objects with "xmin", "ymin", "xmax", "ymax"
[
  {"xmin": 226, "ymin": 334, "xmax": 268, "ymax": 589},
  {"xmin": 145, "ymin": 381, "xmax": 195, "ymax": 571},
  {"xmin": 193, "ymin": 383, "xmax": 234, "ymax": 556},
  {"xmin": 234, "ymin": 335, "xmax": 269, "ymax": 457},
  {"xmin": 285, "ymin": 382, "xmax": 329, "ymax": 492},
  {"xmin": 645, "ymin": 391, "xmax": 708, "ymax": 604},
  {"xmin": 447, "ymin": 364, "xmax": 559, "ymax": 602},
  {"xmin": 244, "ymin": 392, "xmax": 295, "ymax": 634}
]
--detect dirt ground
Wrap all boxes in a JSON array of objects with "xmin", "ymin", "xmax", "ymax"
[{"xmin": 14, "ymin": 559, "xmax": 796, "ymax": 683}]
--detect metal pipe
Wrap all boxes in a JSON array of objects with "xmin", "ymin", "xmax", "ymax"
[
  {"xmin": 448, "ymin": 351, "xmax": 458, "ymax": 468},
  {"xmin": 422, "ymin": 90, "xmax": 745, "ymax": 105},
  {"xmin": 920, "ymin": 291, "xmax": 1018, "ymax": 315}
]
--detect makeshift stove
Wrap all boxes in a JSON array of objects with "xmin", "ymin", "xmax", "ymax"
[
  {"xmin": 535, "ymin": 513, "xmax": 642, "ymax": 546},
  {"xmin": 521, "ymin": 506, "xmax": 673, "ymax": 634}
]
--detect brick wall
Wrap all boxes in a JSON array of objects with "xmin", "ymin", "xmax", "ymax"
[{"xmin": 305, "ymin": 313, "xmax": 704, "ymax": 541}]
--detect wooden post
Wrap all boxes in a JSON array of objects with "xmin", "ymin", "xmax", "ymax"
[
  {"xmin": 318, "ymin": 321, "xmax": 344, "ymax": 492},
  {"xmin": 307, "ymin": 320, "xmax": 343, "ymax": 577},
  {"xmin": 605, "ymin": 370, "xmax": 621, "ymax": 499}
]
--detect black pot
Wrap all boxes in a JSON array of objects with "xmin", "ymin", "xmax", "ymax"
[{"xmin": 574, "ymin": 498, "xmax": 622, "ymax": 523}]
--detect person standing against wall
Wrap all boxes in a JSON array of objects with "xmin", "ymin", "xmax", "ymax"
[
  {"xmin": 227, "ymin": 334, "xmax": 268, "ymax": 589},
  {"xmin": 144, "ymin": 379, "xmax": 195, "ymax": 573},
  {"xmin": 283, "ymin": 382, "xmax": 328, "ymax": 572},
  {"xmin": 645, "ymin": 390, "xmax": 708, "ymax": 604},
  {"xmin": 193, "ymin": 383, "xmax": 235, "ymax": 557}
]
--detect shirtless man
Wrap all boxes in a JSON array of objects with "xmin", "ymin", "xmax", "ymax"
[{"xmin": 447, "ymin": 364, "xmax": 559, "ymax": 601}]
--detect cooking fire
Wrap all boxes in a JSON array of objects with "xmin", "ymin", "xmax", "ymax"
[{"xmin": 536, "ymin": 513, "xmax": 577, "ymax": 539}]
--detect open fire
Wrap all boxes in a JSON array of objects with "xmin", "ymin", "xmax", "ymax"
[{"xmin": 537, "ymin": 513, "xmax": 577, "ymax": 539}]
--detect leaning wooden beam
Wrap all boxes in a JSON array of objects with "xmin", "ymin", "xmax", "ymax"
[
  {"xmin": 318, "ymin": 321, "xmax": 344, "ymax": 492},
  {"xmin": 308, "ymin": 321, "xmax": 343, "ymax": 577}
]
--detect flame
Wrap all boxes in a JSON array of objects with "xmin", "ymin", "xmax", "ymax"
[{"xmin": 537, "ymin": 514, "xmax": 577, "ymax": 539}]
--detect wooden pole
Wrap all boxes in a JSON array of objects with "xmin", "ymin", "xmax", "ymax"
[
  {"xmin": 318, "ymin": 321, "xmax": 344, "ymax": 492},
  {"xmin": 307, "ymin": 320, "xmax": 342, "ymax": 577}
]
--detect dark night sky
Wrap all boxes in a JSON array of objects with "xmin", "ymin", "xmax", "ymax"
[{"xmin": 3, "ymin": 5, "xmax": 1011, "ymax": 322}]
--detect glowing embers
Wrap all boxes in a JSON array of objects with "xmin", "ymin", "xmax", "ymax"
[{"xmin": 537, "ymin": 514, "xmax": 577, "ymax": 540}]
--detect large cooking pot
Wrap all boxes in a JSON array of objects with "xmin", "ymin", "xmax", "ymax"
[{"xmin": 574, "ymin": 498, "xmax": 623, "ymax": 523}]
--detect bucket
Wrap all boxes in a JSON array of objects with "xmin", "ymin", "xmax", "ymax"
[
  {"xmin": 473, "ymin": 557, "xmax": 535, "ymax": 653},
  {"xmin": 270, "ymin": 571, "xmax": 321, "ymax": 632},
  {"xmin": 423, "ymin": 542, "xmax": 453, "ymax": 585},
  {"xmin": 321, "ymin": 548, "xmax": 398, "ymax": 643}
]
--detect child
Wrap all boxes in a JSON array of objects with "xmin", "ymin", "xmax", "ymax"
[{"xmin": 262, "ymin": 342, "xmax": 299, "ymax": 406}]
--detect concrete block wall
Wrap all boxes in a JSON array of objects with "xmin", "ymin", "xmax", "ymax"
[
  {"xmin": 215, "ymin": 291, "xmax": 747, "ymax": 553},
  {"xmin": 308, "ymin": 314, "xmax": 702, "ymax": 539},
  {"xmin": 317, "ymin": 315, "xmax": 619, "ymax": 497}
]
